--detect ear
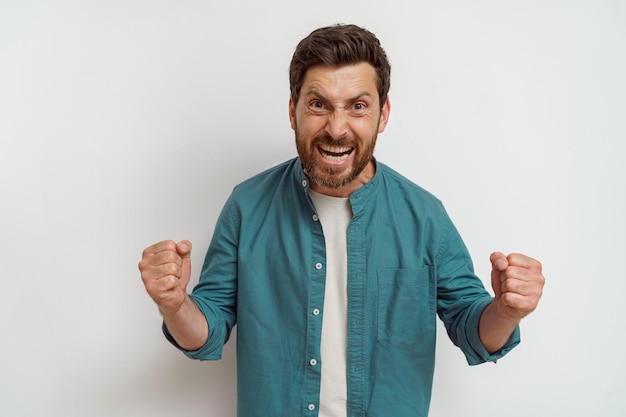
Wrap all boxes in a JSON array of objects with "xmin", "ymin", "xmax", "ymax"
[
  {"xmin": 377, "ymin": 98, "xmax": 391, "ymax": 134},
  {"xmin": 288, "ymin": 97, "xmax": 297, "ymax": 131}
]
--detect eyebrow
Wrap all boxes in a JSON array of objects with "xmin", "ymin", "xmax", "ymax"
[{"xmin": 306, "ymin": 88, "xmax": 374, "ymax": 105}]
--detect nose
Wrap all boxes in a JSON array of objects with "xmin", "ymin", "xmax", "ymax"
[{"xmin": 324, "ymin": 110, "xmax": 350, "ymax": 140}]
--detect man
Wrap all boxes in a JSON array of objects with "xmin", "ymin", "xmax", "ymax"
[{"xmin": 139, "ymin": 24, "xmax": 545, "ymax": 417}]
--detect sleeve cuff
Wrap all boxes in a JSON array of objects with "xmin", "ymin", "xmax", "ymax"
[
  {"xmin": 161, "ymin": 294, "xmax": 230, "ymax": 361},
  {"xmin": 464, "ymin": 301, "xmax": 521, "ymax": 365}
]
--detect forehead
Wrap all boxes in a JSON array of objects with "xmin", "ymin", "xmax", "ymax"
[{"xmin": 300, "ymin": 63, "xmax": 379, "ymax": 100}]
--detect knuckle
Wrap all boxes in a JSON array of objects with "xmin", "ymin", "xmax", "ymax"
[
  {"xmin": 538, "ymin": 274, "xmax": 546, "ymax": 285},
  {"xmin": 534, "ymin": 259, "xmax": 543, "ymax": 270},
  {"xmin": 144, "ymin": 281, "xmax": 159, "ymax": 298},
  {"xmin": 159, "ymin": 275, "xmax": 178, "ymax": 291},
  {"xmin": 158, "ymin": 290, "xmax": 176, "ymax": 301},
  {"xmin": 140, "ymin": 269, "xmax": 153, "ymax": 284},
  {"xmin": 163, "ymin": 240, "xmax": 177, "ymax": 251},
  {"xmin": 501, "ymin": 291, "xmax": 510, "ymax": 302},
  {"xmin": 165, "ymin": 251, "xmax": 181, "ymax": 264},
  {"xmin": 506, "ymin": 253, "xmax": 518, "ymax": 263},
  {"xmin": 506, "ymin": 265, "xmax": 521, "ymax": 276},
  {"xmin": 164, "ymin": 263, "xmax": 179, "ymax": 275}
]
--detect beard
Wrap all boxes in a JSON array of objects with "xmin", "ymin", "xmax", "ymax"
[{"xmin": 295, "ymin": 128, "xmax": 378, "ymax": 189}]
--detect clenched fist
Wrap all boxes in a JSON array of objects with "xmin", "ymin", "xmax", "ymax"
[
  {"xmin": 490, "ymin": 252, "xmax": 545, "ymax": 321},
  {"xmin": 479, "ymin": 252, "xmax": 545, "ymax": 353},
  {"xmin": 138, "ymin": 240, "xmax": 193, "ymax": 315}
]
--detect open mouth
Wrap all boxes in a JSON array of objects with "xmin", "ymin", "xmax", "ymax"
[{"xmin": 318, "ymin": 145, "xmax": 354, "ymax": 162}]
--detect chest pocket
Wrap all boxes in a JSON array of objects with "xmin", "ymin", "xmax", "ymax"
[{"xmin": 377, "ymin": 267, "xmax": 436, "ymax": 350}]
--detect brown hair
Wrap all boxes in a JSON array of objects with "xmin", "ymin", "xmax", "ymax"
[{"xmin": 289, "ymin": 24, "xmax": 391, "ymax": 109}]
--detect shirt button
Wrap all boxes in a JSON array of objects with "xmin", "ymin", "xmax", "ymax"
[
  {"xmin": 315, "ymin": 263, "xmax": 323, "ymax": 270},
  {"xmin": 302, "ymin": 180, "xmax": 307, "ymax": 187},
  {"xmin": 308, "ymin": 404, "xmax": 315, "ymax": 411},
  {"xmin": 309, "ymin": 358, "xmax": 317, "ymax": 366},
  {"xmin": 312, "ymin": 214, "xmax": 319, "ymax": 222},
  {"xmin": 312, "ymin": 308, "xmax": 320, "ymax": 316}
]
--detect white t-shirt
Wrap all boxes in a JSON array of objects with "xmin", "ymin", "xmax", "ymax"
[{"xmin": 309, "ymin": 190, "xmax": 352, "ymax": 417}]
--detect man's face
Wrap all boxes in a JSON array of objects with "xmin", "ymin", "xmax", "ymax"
[{"xmin": 289, "ymin": 63, "xmax": 390, "ymax": 197}]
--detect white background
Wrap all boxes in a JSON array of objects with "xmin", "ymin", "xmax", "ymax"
[{"xmin": 1, "ymin": 1, "xmax": 625, "ymax": 416}]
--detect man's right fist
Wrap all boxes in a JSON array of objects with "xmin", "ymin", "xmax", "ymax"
[{"xmin": 138, "ymin": 240, "xmax": 192, "ymax": 315}]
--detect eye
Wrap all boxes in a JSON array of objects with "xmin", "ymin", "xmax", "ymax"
[
  {"xmin": 310, "ymin": 100, "xmax": 324, "ymax": 109},
  {"xmin": 351, "ymin": 102, "xmax": 368, "ymax": 113}
]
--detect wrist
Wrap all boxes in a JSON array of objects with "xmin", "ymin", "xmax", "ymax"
[
  {"xmin": 158, "ymin": 292, "xmax": 192, "ymax": 318},
  {"xmin": 492, "ymin": 298, "xmax": 522, "ymax": 327}
]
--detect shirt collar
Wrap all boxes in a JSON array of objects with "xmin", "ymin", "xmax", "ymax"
[{"xmin": 293, "ymin": 157, "xmax": 380, "ymax": 215}]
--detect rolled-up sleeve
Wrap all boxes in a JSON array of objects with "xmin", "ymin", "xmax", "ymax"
[
  {"xmin": 162, "ymin": 196, "xmax": 240, "ymax": 361},
  {"xmin": 435, "ymin": 207, "xmax": 520, "ymax": 365}
]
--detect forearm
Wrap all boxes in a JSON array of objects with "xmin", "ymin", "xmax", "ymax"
[
  {"xmin": 479, "ymin": 300, "xmax": 520, "ymax": 354},
  {"xmin": 161, "ymin": 295, "xmax": 209, "ymax": 351}
]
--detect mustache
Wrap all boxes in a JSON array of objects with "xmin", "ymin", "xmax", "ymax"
[{"xmin": 312, "ymin": 134, "xmax": 355, "ymax": 147}]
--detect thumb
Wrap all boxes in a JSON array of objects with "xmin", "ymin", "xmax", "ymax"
[
  {"xmin": 489, "ymin": 251, "xmax": 507, "ymax": 298},
  {"xmin": 176, "ymin": 240, "xmax": 192, "ymax": 288}
]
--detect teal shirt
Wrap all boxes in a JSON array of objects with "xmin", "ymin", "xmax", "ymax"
[{"xmin": 164, "ymin": 158, "xmax": 520, "ymax": 417}]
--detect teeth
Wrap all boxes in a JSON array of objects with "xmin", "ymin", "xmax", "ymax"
[
  {"xmin": 318, "ymin": 145, "xmax": 353, "ymax": 162},
  {"xmin": 319, "ymin": 145, "xmax": 352, "ymax": 154},
  {"xmin": 324, "ymin": 153, "xmax": 350, "ymax": 162}
]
